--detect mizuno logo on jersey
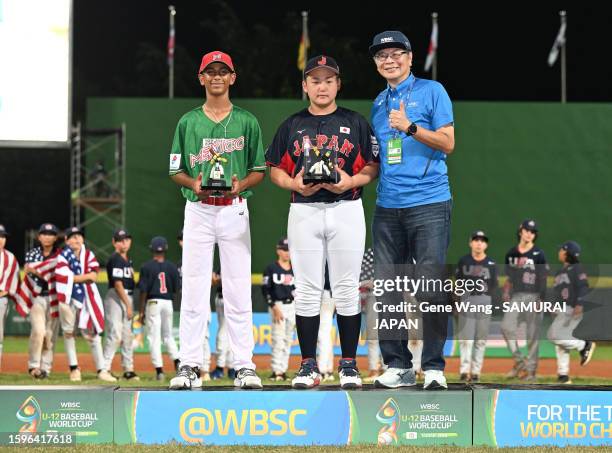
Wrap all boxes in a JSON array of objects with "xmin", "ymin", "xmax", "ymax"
[{"xmin": 189, "ymin": 137, "xmax": 245, "ymax": 167}]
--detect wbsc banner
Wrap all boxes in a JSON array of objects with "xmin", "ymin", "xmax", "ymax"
[
  {"xmin": 114, "ymin": 390, "xmax": 350, "ymax": 445},
  {"xmin": 113, "ymin": 389, "xmax": 471, "ymax": 446},
  {"xmin": 474, "ymin": 389, "xmax": 612, "ymax": 446},
  {"xmin": 0, "ymin": 387, "xmax": 115, "ymax": 444}
]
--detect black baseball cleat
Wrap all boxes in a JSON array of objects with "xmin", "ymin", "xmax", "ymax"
[
  {"xmin": 557, "ymin": 375, "xmax": 572, "ymax": 384},
  {"xmin": 459, "ymin": 373, "xmax": 469, "ymax": 382},
  {"xmin": 123, "ymin": 371, "xmax": 140, "ymax": 381},
  {"xmin": 174, "ymin": 359, "xmax": 180, "ymax": 371},
  {"xmin": 580, "ymin": 341, "xmax": 596, "ymax": 366}
]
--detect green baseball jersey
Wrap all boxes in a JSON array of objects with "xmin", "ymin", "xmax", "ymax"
[{"xmin": 168, "ymin": 105, "xmax": 266, "ymax": 202}]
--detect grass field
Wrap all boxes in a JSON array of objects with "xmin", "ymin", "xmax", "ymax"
[{"xmin": 1, "ymin": 446, "xmax": 612, "ymax": 452}]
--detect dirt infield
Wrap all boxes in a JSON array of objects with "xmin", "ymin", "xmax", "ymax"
[{"xmin": 1, "ymin": 352, "xmax": 609, "ymax": 378}]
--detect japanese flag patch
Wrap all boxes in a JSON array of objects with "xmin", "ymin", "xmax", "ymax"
[
  {"xmin": 170, "ymin": 153, "xmax": 181, "ymax": 170},
  {"xmin": 340, "ymin": 126, "xmax": 350, "ymax": 134}
]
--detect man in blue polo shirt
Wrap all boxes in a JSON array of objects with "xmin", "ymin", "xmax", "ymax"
[{"xmin": 369, "ymin": 30, "xmax": 455, "ymax": 390}]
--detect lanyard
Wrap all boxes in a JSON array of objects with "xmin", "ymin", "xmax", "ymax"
[{"xmin": 385, "ymin": 75, "xmax": 417, "ymax": 138}]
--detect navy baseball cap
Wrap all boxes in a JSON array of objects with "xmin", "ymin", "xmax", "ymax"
[
  {"xmin": 369, "ymin": 30, "xmax": 412, "ymax": 55},
  {"xmin": 277, "ymin": 237, "xmax": 289, "ymax": 251},
  {"xmin": 471, "ymin": 230, "xmax": 489, "ymax": 242},
  {"xmin": 65, "ymin": 226, "xmax": 84, "ymax": 239},
  {"xmin": 38, "ymin": 223, "xmax": 59, "ymax": 235},
  {"xmin": 0, "ymin": 224, "xmax": 7, "ymax": 237},
  {"xmin": 560, "ymin": 240, "xmax": 581, "ymax": 258},
  {"xmin": 113, "ymin": 228, "xmax": 131, "ymax": 241},
  {"xmin": 519, "ymin": 219, "xmax": 538, "ymax": 232},
  {"xmin": 303, "ymin": 55, "xmax": 340, "ymax": 78},
  {"xmin": 150, "ymin": 236, "xmax": 168, "ymax": 253}
]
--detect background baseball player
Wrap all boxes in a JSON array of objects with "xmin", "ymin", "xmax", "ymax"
[
  {"xmin": 209, "ymin": 267, "xmax": 234, "ymax": 380},
  {"xmin": 0, "ymin": 224, "xmax": 19, "ymax": 371},
  {"xmin": 63, "ymin": 226, "xmax": 114, "ymax": 382},
  {"xmin": 359, "ymin": 247, "xmax": 384, "ymax": 382},
  {"xmin": 502, "ymin": 219, "xmax": 548, "ymax": 381},
  {"xmin": 138, "ymin": 236, "xmax": 180, "ymax": 381},
  {"xmin": 266, "ymin": 55, "xmax": 379, "ymax": 389},
  {"xmin": 262, "ymin": 237, "xmax": 295, "ymax": 381},
  {"xmin": 23, "ymin": 223, "xmax": 60, "ymax": 379},
  {"xmin": 316, "ymin": 265, "xmax": 336, "ymax": 381},
  {"xmin": 169, "ymin": 51, "xmax": 266, "ymax": 390},
  {"xmin": 455, "ymin": 230, "xmax": 498, "ymax": 383},
  {"xmin": 102, "ymin": 228, "xmax": 139, "ymax": 381},
  {"xmin": 547, "ymin": 241, "xmax": 596, "ymax": 383},
  {"xmin": 177, "ymin": 230, "xmax": 212, "ymax": 381}
]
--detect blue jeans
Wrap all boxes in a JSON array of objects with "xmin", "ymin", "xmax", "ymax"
[{"xmin": 372, "ymin": 199, "xmax": 452, "ymax": 371}]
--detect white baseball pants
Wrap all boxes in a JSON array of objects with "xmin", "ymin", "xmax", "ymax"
[
  {"xmin": 179, "ymin": 199, "xmax": 255, "ymax": 370},
  {"xmin": 547, "ymin": 306, "xmax": 585, "ymax": 375},
  {"xmin": 102, "ymin": 289, "xmax": 135, "ymax": 372},
  {"xmin": 145, "ymin": 299, "xmax": 179, "ymax": 368},
  {"xmin": 0, "ymin": 297, "xmax": 7, "ymax": 370},
  {"xmin": 288, "ymin": 199, "xmax": 365, "ymax": 318},
  {"xmin": 213, "ymin": 295, "xmax": 233, "ymax": 369},
  {"xmin": 270, "ymin": 302, "xmax": 296, "ymax": 374},
  {"xmin": 457, "ymin": 294, "xmax": 492, "ymax": 375}
]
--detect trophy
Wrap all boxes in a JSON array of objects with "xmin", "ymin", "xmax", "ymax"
[
  {"xmin": 200, "ymin": 151, "xmax": 231, "ymax": 195},
  {"xmin": 302, "ymin": 139, "xmax": 338, "ymax": 185}
]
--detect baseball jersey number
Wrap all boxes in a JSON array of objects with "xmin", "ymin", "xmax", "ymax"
[
  {"xmin": 158, "ymin": 272, "xmax": 168, "ymax": 294},
  {"xmin": 522, "ymin": 272, "xmax": 536, "ymax": 285}
]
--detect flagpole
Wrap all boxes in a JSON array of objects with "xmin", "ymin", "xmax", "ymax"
[
  {"xmin": 168, "ymin": 5, "xmax": 176, "ymax": 99},
  {"xmin": 431, "ymin": 12, "xmax": 438, "ymax": 81},
  {"xmin": 560, "ymin": 10, "xmax": 566, "ymax": 104},
  {"xmin": 301, "ymin": 11, "xmax": 309, "ymax": 101}
]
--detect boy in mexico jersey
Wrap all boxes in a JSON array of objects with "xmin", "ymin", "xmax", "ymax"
[{"xmin": 168, "ymin": 51, "xmax": 265, "ymax": 390}]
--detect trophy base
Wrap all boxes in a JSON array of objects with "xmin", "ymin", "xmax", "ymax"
[
  {"xmin": 303, "ymin": 175, "xmax": 338, "ymax": 185},
  {"xmin": 201, "ymin": 179, "xmax": 231, "ymax": 189}
]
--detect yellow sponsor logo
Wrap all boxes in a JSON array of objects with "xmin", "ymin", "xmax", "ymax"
[{"xmin": 179, "ymin": 408, "xmax": 307, "ymax": 443}]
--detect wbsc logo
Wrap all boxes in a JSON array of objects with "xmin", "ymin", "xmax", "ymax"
[
  {"xmin": 179, "ymin": 407, "xmax": 307, "ymax": 443},
  {"xmin": 16, "ymin": 396, "xmax": 41, "ymax": 433},
  {"xmin": 376, "ymin": 397, "xmax": 400, "ymax": 445}
]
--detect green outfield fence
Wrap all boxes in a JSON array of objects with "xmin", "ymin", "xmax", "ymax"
[{"xmin": 85, "ymin": 99, "xmax": 612, "ymax": 270}]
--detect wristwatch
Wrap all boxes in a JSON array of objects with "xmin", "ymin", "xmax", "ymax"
[{"xmin": 407, "ymin": 122, "xmax": 418, "ymax": 136}]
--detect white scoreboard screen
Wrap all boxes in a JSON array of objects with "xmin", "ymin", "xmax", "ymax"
[{"xmin": 0, "ymin": 0, "xmax": 72, "ymax": 146}]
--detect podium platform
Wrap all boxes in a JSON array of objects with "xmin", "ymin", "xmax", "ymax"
[{"xmin": 1, "ymin": 384, "xmax": 611, "ymax": 447}]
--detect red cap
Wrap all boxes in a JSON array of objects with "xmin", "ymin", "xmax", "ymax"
[{"xmin": 198, "ymin": 51, "xmax": 235, "ymax": 74}]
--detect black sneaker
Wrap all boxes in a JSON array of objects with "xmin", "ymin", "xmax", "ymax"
[
  {"xmin": 169, "ymin": 365, "xmax": 202, "ymax": 390},
  {"xmin": 580, "ymin": 341, "xmax": 596, "ymax": 366},
  {"xmin": 123, "ymin": 371, "xmax": 140, "ymax": 381},
  {"xmin": 338, "ymin": 359, "xmax": 362, "ymax": 389},
  {"xmin": 210, "ymin": 366, "xmax": 224, "ymax": 380},
  {"xmin": 460, "ymin": 373, "xmax": 469, "ymax": 382},
  {"xmin": 558, "ymin": 375, "xmax": 572, "ymax": 384}
]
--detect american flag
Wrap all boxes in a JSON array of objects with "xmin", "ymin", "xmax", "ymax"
[
  {"xmin": 77, "ymin": 246, "xmax": 105, "ymax": 334},
  {"xmin": 14, "ymin": 247, "xmax": 80, "ymax": 318},
  {"xmin": 0, "ymin": 249, "xmax": 20, "ymax": 296}
]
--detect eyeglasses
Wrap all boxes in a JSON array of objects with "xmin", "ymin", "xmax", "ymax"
[
  {"xmin": 201, "ymin": 68, "xmax": 232, "ymax": 77},
  {"xmin": 373, "ymin": 51, "xmax": 408, "ymax": 62}
]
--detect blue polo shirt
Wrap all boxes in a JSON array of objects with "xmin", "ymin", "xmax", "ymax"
[{"xmin": 371, "ymin": 73, "xmax": 454, "ymax": 208}]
